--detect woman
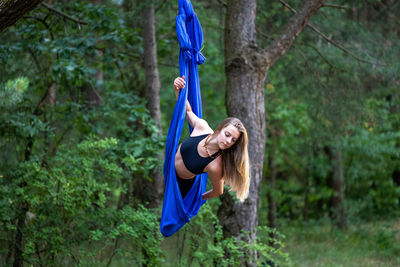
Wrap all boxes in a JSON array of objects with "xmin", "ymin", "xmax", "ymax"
[{"xmin": 173, "ymin": 76, "xmax": 250, "ymax": 202}]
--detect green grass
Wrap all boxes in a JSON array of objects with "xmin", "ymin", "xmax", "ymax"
[
  {"xmin": 281, "ymin": 219, "xmax": 400, "ymax": 267},
  {"xmin": 159, "ymin": 208, "xmax": 400, "ymax": 267}
]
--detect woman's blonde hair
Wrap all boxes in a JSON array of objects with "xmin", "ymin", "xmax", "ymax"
[{"xmin": 209, "ymin": 117, "xmax": 250, "ymax": 202}]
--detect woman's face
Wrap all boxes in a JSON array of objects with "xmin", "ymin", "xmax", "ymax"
[{"xmin": 217, "ymin": 124, "xmax": 241, "ymax": 150}]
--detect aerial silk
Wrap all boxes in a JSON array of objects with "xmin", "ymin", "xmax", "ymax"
[{"xmin": 160, "ymin": 0, "xmax": 207, "ymax": 237}]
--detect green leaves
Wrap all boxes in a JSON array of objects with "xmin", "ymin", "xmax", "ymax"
[
  {"xmin": 163, "ymin": 203, "xmax": 290, "ymax": 266},
  {"xmin": 1, "ymin": 135, "xmax": 163, "ymax": 265},
  {"xmin": 0, "ymin": 77, "xmax": 29, "ymax": 108},
  {"xmin": 0, "ymin": 3, "xmax": 164, "ymax": 261}
]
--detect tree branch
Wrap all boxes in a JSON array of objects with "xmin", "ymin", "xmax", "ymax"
[
  {"xmin": 256, "ymin": 26, "xmax": 274, "ymax": 40},
  {"xmin": 298, "ymin": 41, "xmax": 346, "ymax": 72},
  {"xmin": 27, "ymin": 47, "xmax": 42, "ymax": 73},
  {"xmin": 41, "ymin": 2, "xmax": 88, "ymax": 25},
  {"xmin": 264, "ymin": 0, "xmax": 324, "ymax": 69},
  {"xmin": 23, "ymin": 15, "xmax": 55, "ymax": 40},
  {"xmin": 306, "ymin": 23, "xmax": 389, "ymax": 66},
  {"xmin": 112, "ymin": 55, "xmax": 129, "ymax": 91},
  {"xmin": 106, "ymin": 236, "xmax": 120, "ymax": 267},
  {"xmin": 322, "ymin": 3, "xmax": 348, "ymax": 10},
  {"xmin": 0, "ymin": 0, "xmax": 43, "ymax": 32},
  {"xmin": 216, "ymin": 0, "xmax": 227, "ymax": 7},
  {"xmin": 155, "ymin": 0, "xmax": 168, "ymax": 12},
  {"xmin": 278, "ymin": 0, "xmax": 390, "ymax": 67},
  {"xmin": 258, "ymin": 25, "xmax": 342, "ymax": 71}
]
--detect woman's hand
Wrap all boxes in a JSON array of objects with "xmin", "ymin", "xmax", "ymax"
[{"xmin": 174, "ymin": 76, "xmax": 185, "ymax": 92}]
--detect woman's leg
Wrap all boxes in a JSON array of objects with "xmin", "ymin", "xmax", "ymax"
[{"xmin": 176, "ymin": 175, "xmax": 195, "ymax": 199}]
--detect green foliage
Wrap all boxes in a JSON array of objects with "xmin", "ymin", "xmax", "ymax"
[
  {"xmin": 85, "ymin": 205, "xmax": 164, "ymax": 266},
  {"xmin": 264, "ymin": 77, "xmax": 400, "ymax": 220},
  {"xmin": 343, "ymin": 97, "xmax": 400, "ymax": 217},
  {"xmin": 262, "ymin": 0, "xmax": 400, "ymax": 222},
  {"xmin": 0, "ymin": 136, "xmax": 163, "ymax": 266},
  {"xmin": 0, "ymin": 2, "xmax": 165, "ymax": 264},
  {"xmin": 163, "ymin": 203, "xmax": 291, "ymax": 266},
  {"xmin": 0, "ymin": 77, "xmax": 29, "ymax": 108},
  {"xmin": 0, "ymin": 71, "xmax": 164, "ymax": 266}
]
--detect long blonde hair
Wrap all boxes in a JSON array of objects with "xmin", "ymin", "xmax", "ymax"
[{"xmin": 208, "ymin": 117, "xmax": 250, "ymax": 202}]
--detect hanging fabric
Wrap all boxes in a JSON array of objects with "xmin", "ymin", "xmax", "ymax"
[{"xmin": 160, "ymin": 0, "xmax": 207, "ymax": 237}]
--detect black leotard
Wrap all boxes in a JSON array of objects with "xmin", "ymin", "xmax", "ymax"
[
  {"xmin": 177, "ymin": 134, "xmax": 220, "ymax": 199},
  {"xmin": 180, "ymin": 134, "xmax": 220, "ymax": 175}
]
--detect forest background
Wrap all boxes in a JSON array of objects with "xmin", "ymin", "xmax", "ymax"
[{"xmin": 0, "ymin": 0, "xmax": 399, "ymax": 266}]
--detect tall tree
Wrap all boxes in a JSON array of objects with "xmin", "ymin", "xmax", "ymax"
[
  {"xmin": 134, "ymin": 1, "xmax": 163, "ymax": 207},
  {"xmin": 142, "ymin": 1, "xmax": 162, "ymax": 132},
  {"xmin": 325, "ymin": 147, "xmax": 346, "ymax": 229},
  {"xmin": 11, "ymin": 82, "xmax": 57, "ymax": 267},
  {"xmin": 218, "ymin": 0, "xmax": 324, "ymax": 256}
]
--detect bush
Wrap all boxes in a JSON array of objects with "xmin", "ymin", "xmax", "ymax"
[
  {"xmin": 0, "ymin": 137, "xmax": 164, "ymax": 266},
  {"xmin": 162, "ymin": 203, "xmax": 291, "ymax": 267}
]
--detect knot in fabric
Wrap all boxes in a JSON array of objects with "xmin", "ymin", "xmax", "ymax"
[
  {"xmin": 180, "ymin": 0, "xmax": 195, "ymax": 20},
  {"xmin": 185, "ymin": 12, "xmax": 194, "ymax": 22},
  {"xmin": 195, "ymin": 51, "xmax": 205, "ymax": 65},
  {"xmin": 183, "ymin": 49, "xmax": 205, "ymax": 65}
]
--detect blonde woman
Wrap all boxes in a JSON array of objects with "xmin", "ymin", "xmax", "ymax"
[{"xmin": 173, "ymin": 76, "xmax": 250, "ymax": 202}]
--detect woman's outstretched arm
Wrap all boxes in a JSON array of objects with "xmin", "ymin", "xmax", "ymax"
[{"xmin": 174, "ymin": 76, "xmax": 203, "ymax": 129}]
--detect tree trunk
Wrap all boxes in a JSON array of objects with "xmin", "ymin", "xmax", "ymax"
[
  {"xmin": 267, "ymin": 149, "xmax": 278, "ymax": 247},
  {"xmin": 80, "ymin": 84, "xmax": 103, "ymax": 107},
  {"xmin": 81, "ymin": 1, "xmax": 104, "ymax": 108},
  {"xmin": 267, "ymin": 148, "xmax": 277, "ymax": 245},
  {"xmin": 325, "ymin": 146, "xmax": 346, "ymax": 229},
  {"xmin": 44, "ymin": 83, "xmax": 57, "ymax": 158},
  {"xmin": 139, "ymin": 1, "xmax": 163, "ymax": 207},
  {"xmin": 0, "ymin": 0, "xmax": 43, "ymax": 32},
  {"xmin": 13, "ymin": 205, "xmax": 28, "ymax": 267},
  {"xmin": 393, "ymin": 168, "xmax": 400, "ymax": 206},
  {"xmin": 219, "ymin": 0, "xmax": 265, "ymax": 245},
  {"xmin": 219, "ymin": 0, "xmax": 324, "ymax": 263},
  {"xmin": 142, "ymin": 2, "xmax": 161, "ymax": 132},
  {"xmin": 12, "ymin": 84, "xmax": 58, "ymax": 267}
]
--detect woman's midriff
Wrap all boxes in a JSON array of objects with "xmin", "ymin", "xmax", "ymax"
[{"xmin": 175, "ymin": 144, "xmax": 196, "ymax": 179}]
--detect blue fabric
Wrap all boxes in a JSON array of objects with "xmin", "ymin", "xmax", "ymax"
[{"xmin": 160, "ymin": 0, "xmax": 207, "ymax": 237}]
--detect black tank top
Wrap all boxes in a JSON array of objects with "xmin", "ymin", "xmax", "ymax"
[{"xmin": 180, "ymin": 134, "xmax": 220, "ymax": 175}]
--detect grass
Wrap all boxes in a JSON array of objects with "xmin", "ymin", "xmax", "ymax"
[
  {"xmin": 280, "ymin": 218, "xmax": 400, "ymax": 267},
  {"xmin": 159, "ymin": 202, "xmax": 400, "ymax": 267}
]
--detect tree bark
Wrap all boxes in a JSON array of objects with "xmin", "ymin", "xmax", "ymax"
[
  {"xmin": 219, "ymin": 0, "xmax": 265, "ymax": 245},
  {"xmin": 267, "ymin": 148, "xmax": 277, "ymax": 233},
  {"xmin": 219, "ymin": 0, "xmax": 324, "ymax": 262},
  {"xmin": 44, "ymin": 83, "xmax": 57, "ymax": 157},
  {"xmin": 325, "ymin": 146, "xmax": 346, "ymax": 229},
  {"xmin": 393, "ymin": 168, "xmax": 400, "ymax": 206},
  {"xmin": 140, "ymin": 1, "xmax": 163, "ymax": 207},
  {"xmin": 0, "ymin": 0, "xmax": 43, "ymax": 32},
  {"xmin": 80, "ymin": 82, "xmax": 103, "ymax": 107},
  {"xmin": 13, "ymin": 205, "xmax": 28, "ymax": 267},
  {"xmin": 142, "ymin": 2, "xmax": 162, "ymax": 132}
]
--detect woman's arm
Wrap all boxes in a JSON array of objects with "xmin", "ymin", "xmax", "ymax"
[
  {"xmin": 174, "ymin": 76, "xmax": 204, "ymax": 129},
  {"xmin": 202, "ymin": 165, "xmax": 224, "ymax": 200}
]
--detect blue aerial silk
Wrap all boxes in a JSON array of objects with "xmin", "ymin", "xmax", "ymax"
[{"xmin": 160, "ymin": 0, "xmax": 207, "ymax": 237}]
